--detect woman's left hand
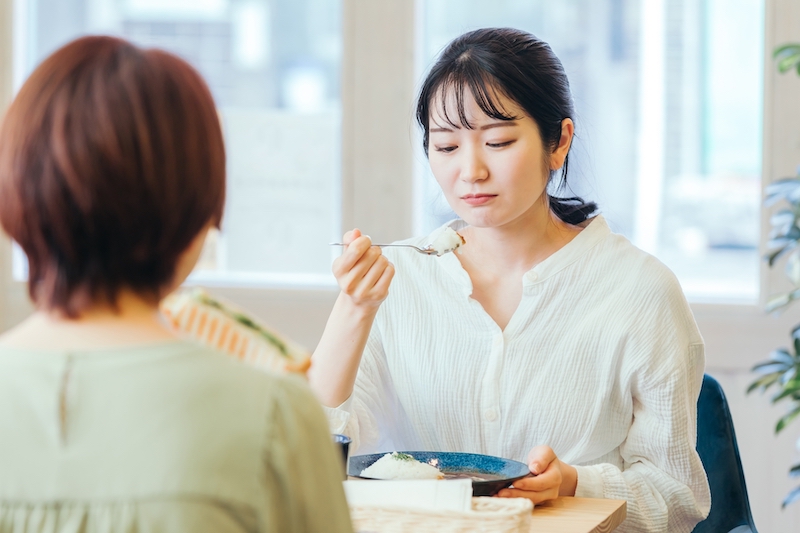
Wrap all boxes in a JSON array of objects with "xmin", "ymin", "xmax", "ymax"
[{"xmin": 496, "ymin": 445, "xmax": 578, "ymax": 503}]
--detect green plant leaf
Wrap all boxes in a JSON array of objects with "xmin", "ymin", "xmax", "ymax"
[
  {"xmin": 776, "ymin": 404, "xmax": 800, "ymax": 433},
  {"xmin": 783, "ymin": 485, "xmax": 800, "ymax": 508},
  {"xmin": 766, "ymin": 292, "xmax": 794, "ymax": 313},
  {"xmin": 771, "ymin": 208, "xmax": 796, "ymax": 226},
  {"xmin": 767, "ymin": 237, "xmax": 794, "ymax": 250},
  {"xmin": 774, "ymin": 43, "xmax": 800, "ymax": 59},
  {"xmin": 768, "ymin": 288, "xmax": 800, "ymax": 313},
  {"xmin": 787, "ymin": 252, "xmax": 800, "ymax": 286},
  {"xmin": 772, "ymin": 381, "xmax": 800, "ymax": 403},
  {"xmin": 768, "ymin": 220, "xmax": 800, "ymax": 242},
  {"xmin": 778, "ymin": 54, "xmax": 800, "ymax": 73},
  {"xmin": 752, "ymin": 362, "xmax": 790, "ymax": 375},
  {"xmin": 774, "ymin": 43, "xmax": 800, "ymax": 76},
  {"xmin": 763, "ymin": 41, "xmax": 800, "ymax": 511},
  {"xmin": 780, "ymin": 367, "xmax": 798, "ymax": 386},
  {"xmin": 766, "ymin": 177, "xmax": 800, "ymax": 205},
  {"xmin": 766, "ymin": 241, "xmax": 799, "ymax": 267},
  {"xmin": 768, "ymin": 218, "xmax": 800, "ymax": 240},
  {"xmin": 747, "ymin": 372, "xmax": 781, "ymax": 394},
  {"xmin": 769, "ymin": 223, "xmax": 795, "ymax": 240},
  {"xmin": 773, "ymin": 348, "xmax": 793, "ymax": 363}
]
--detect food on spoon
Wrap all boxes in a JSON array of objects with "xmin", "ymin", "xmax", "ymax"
[
  {"xmin": 160, "ymin": 288, "xmax": 311, "ymax": 375},
  {"xmin": 429, "ymin": 227, "xmax": 466, "ymax": 256},
  {"xmin": 360, "ymin": 452, "xmax": 445, "ymax": 480}
]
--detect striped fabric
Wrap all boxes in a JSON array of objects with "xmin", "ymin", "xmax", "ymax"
[{"xmin": 161, "ymin": 289, "xmax": 310, "ymax": 375}]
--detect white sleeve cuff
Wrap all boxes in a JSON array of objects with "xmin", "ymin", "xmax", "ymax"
[
  {"xmin": 573, "ymin": 464, "xmax": 605, "ymax": 498},
  {"xmin": 323, "ymin": 395, "xmax": 353, "ymax": 435}
]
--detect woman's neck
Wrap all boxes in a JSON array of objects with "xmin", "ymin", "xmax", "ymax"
[
  {"xmin": 0, "ymin": 290, "xmax": 178, "ymax": 351},
  {"xmin": 458, "ymin": 205, "xmax": 583, "ymax": 276}
]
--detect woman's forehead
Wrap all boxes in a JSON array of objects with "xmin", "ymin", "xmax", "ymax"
[{"xmin": 429, "ymin": 84, "xmax": 524, "ymax": 128}]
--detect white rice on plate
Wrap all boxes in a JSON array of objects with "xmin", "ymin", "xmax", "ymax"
[{"xmin": 360, "ymin": 452, "xmax": 444, "ymax": 480}]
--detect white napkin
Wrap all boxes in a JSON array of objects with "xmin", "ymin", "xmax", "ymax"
[{"xmin": 343, "ymin": 479, "xmax": 473, "ymax": 512}]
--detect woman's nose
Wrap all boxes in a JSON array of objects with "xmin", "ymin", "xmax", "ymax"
[{"xmin": 458, "ymin": 147, "xmax": 489, "ymax": 182}]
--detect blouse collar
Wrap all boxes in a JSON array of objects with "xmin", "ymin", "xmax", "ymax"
[{"xmin": 431, "ymin": 215, "xmax": 612, "ymax": 290}]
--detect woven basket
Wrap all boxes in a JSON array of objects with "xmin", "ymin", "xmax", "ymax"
[{"xmin": 349, "ymin": 496, "xmax": 532, "ymax": 533}]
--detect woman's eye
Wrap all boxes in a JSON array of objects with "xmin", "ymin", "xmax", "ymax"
[
  {"xmin": 434, "ymin": 145, "xmax": 457, "ymax": 153},
  {"xmin": 486, "ymin": 140, "xmax": 516, "ymax": 148}
]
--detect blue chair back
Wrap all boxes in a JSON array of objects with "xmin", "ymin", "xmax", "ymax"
[{"xmin": 692, "ymin": 374, "xmax": 757, "ymax": 533}]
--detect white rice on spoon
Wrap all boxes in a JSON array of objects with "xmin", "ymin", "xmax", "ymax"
[{"xmin": 429, "ymin": 227, "xmax": 466, "ymax": 256}]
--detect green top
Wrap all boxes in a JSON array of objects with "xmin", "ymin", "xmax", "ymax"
[{"xmin": 0, "ymin": 341, "xmax": 353, "ymax": 533}]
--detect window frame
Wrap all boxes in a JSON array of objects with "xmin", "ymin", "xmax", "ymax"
[{"xmin": 0, "ymin": 0, "xmax": 795, "ymax": 368}]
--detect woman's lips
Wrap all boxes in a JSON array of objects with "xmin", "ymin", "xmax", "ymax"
[{"xmin": 462, "ymin": 194, "xmax": 496, "ymax": 206}]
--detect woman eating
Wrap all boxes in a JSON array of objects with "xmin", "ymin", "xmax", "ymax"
[
  {"xmin": 0, "ymin": 36, "xmax": 352, "ymax": 533},
  {"xmin": 309, "ymin": 27, "xmax": 710, "ymax": 532}
]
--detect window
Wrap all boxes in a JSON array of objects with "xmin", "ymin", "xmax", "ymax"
[
  {"xmin": 419, "ymin": 0, "xmax": 764, "ymax": 303},
  {"xmin": 3, "ymin": 0, "xmax": 778, "ymax": 317},
  {"xmin": 13, "ymin": 0, "xmax": 764, "ymax": 301},
  {"xmin": 14, "ymin": 0, "xmax": 342, "ymax": 286}
]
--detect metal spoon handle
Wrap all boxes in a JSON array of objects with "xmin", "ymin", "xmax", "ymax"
[
  {"xmin": 329, "ymin": 243, "xmax": 435, "ymax": 254},
  {"xmin": 329, "ymin": 242, "xmax": 408, "ymax": 248}
]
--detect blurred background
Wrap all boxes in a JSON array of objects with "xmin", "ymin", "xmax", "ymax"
[
  {"xmin": 3, "ymin": 0, "xmax": 800, "ymax": 530},
  {"xmin": 14, "ymin": 0, "xmax": 343, "ymax": 284},
  {"xmin": 14, "ymin": 0, "xmax": 763, "ymax": 301}
]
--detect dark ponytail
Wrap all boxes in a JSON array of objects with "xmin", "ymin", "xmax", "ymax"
[{"xmin": 416, "ymin": 27, "xmax": 597, "ymax": 225}]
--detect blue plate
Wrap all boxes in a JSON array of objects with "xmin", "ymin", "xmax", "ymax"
[{"xmin": 348, "ymin": 451, "xmax": 531, "ymax": 496}]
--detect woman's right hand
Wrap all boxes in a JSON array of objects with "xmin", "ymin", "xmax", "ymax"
[
  {"xmin": 310, "ymin": 229, "xmax": 395, "ymax": 406},
  {"xmin": 333, "ymin": 229, "xmax": 395, "ymax": 310}
]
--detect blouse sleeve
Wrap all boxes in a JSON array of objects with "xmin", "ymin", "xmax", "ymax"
[
  {"xmin": 322, "ymin": 325, "xmax": 401, "ymax": 454},
  {"xmin": 573, "ymin": 272, "xmax": 711, "ymax": 533},
  {"xmin": 261, "ymin": 375, "xmax": 354, "ymax": 533}
]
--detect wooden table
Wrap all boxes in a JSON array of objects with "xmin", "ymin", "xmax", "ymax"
[{"xmin": 530, "ymin": 497, "xmax": 627, "ymax": 532}]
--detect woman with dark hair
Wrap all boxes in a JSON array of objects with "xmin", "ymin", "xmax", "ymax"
[
  {"xmin": 0, "ymin": 36, "xmax": 352, "ymax": 533},
  {"xmin": 310, "ymin": 28, "xmax": 709, "ymax": 532}
]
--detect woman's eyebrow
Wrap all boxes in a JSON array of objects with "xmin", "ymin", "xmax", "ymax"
[
  {"xmin": 479, "ymin": 122, "xmax": 519, "ymax": 131},
  {"xmin": 428, "ymin": 120, "xmax": 517, "ymax": 133},
  {"xmin": 429, "ymin": 120, "xmax": 519, "ymax": 133},
  {"xmin": 430, "ymin": 124, "xmax": 455, "ymax": 133}
]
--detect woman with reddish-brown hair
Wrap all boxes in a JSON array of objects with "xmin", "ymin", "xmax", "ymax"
[{"xmin": 0, "ymin": 36, "xmax": 352, "ymax": 533}]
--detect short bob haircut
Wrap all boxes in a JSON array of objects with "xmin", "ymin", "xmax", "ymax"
[{"xmin": 0, "ymin": 36, "xmax": 225, "ymax": 317}]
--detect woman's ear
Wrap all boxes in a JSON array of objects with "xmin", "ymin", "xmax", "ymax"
[{"xmin": 549, "ymin": 118, "xmax": 574, "ymax": 170}]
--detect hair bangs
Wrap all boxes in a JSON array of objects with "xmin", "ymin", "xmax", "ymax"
[
  {"xmin": 416, "ymin": 28, "xmax": 597, "ymax": 225},
  {"xmin": 432, "ymin": 66, "xmax": 520, "ymax": 131}
]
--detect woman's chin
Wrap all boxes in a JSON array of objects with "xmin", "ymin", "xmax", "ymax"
[{"xmin": 455, "ymin": 215, "xmax": 500, "ymax": 229}]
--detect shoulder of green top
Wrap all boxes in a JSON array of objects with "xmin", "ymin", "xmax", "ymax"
[
  {"xmin": 191, "ymin": 291, "xmax": 291, "ymax": 358},
  {"xmin": 393, "ymin": 452, "xmax": 414, "ymax": 461}
]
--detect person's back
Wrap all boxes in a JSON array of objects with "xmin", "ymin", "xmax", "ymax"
[
  {"xmin": 0, "ymin": 341, "xmax": 351, "ymax": 532},
  {"xmin": 0, "ymin": 35, "xmax": 352, "ymax": 533}
]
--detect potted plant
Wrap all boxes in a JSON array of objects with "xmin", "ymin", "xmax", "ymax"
[{"xmin": 747, "ymin": 43, "xmax": 800, "ymax": 508}]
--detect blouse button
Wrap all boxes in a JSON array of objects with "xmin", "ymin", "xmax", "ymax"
[
  {"xmin": 526, "ymin": 272, "xmax": 538, "ymax": 282},
  {"xmin": 484, "ymin": 408, "xmax": 498, "ymax": 422}
]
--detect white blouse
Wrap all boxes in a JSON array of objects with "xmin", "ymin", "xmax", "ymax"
[{"xmin": 326, "ymin": 215, "xmax": 710, "ymax": 532}]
